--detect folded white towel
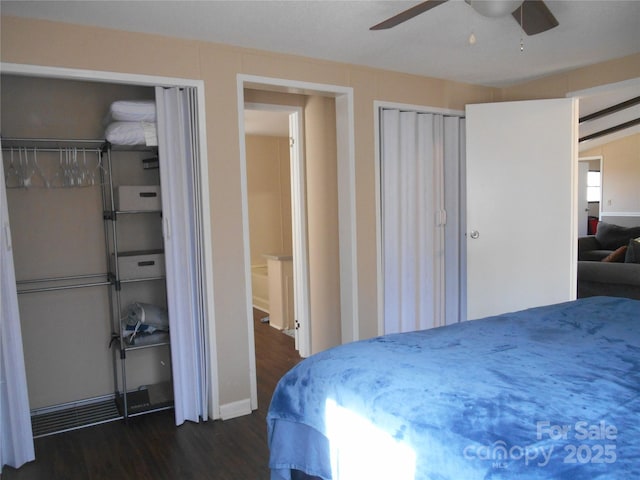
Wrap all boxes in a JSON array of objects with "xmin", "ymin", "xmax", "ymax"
[
  {"xmin": 105, "ymin": 121, "xmax": 158, "ymax": 146},
  {"xmin": 142, "ymin": 122, "xmax": 158, "ymax": 147},
  {"xmin": 109, "ymin": 100, "xmax": 156, "ymax": 122}
]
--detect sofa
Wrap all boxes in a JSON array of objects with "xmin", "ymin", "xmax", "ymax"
[
  {"xmin": 578, "ymin": 221, "xmax": 640, "ymax": 261},
  {"xmin": 577, "ymin": 262, "xmax": 640, "ymax": 300},
  {"xmin": 577, "ymin": 221, "xmax": 640, "ymax": 300}
]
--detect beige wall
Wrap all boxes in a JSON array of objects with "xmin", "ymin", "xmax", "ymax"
[
  {"xmin": 581, "ymin": 133, "xmax": 640, "ymax": 214},
  {"xmin": 498, "ymin": 53, "xmax": 640, "ymax": 101},
  {"xmin": 304, "ymin": 95, "xmax": 341, "ymax": 352},
  {"xmin": 245, "ymin": 88, "xmax": 307, "ymax": 110},
  {"xmin": 499, "ymin": 56, "xmax": 640, "ymax": 223},
  {"xmin": 246, "ymin": 134, "xmax": 292, "ymax": 266},
  {"xmin": 2, "ymin": 15, "xmax": 639, "ymax": 411}
]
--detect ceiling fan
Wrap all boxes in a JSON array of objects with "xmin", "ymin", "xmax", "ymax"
[{"xmin": 370, "ymin": 0, "xmax": 559, "ymax": 36}]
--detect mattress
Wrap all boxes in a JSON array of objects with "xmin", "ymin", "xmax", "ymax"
[{"xmin": 267, "ymin": 296, "xmax": 640, "ymax": 479}]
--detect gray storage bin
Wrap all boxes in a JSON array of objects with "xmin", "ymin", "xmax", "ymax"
[
  {"xmin": 113, "ymin": 249, "xmax": 165, "ymax": 280},
  {"xmin": 115, "ymin": 185, "xmax": 162, "ymax": 211}
]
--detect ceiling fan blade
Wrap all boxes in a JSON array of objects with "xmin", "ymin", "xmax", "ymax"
[
  {"xmin": 370, "ymin": 0, "xmax": 449, "ymax": 30},
  {"xmin": 512, "ymin": 0, "xmax": 559, "ymax": 36}
]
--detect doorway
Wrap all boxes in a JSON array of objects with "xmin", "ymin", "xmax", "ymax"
[
  {"xmin": 237, "ymin": 75, "xmax": 358, "ymax": 411},
  {"xmin": 244, "ymin": 102, "xmax": 307, "ymax": 355},
  {"xmin": 578, "ymin": 157, "xmax": 603, "ymax": 236}
]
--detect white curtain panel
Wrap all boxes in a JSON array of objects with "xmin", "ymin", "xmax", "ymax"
[
  {"xmin": 0, "ymin": 146, "xmax": 35, "ymax": 471},
  {"xmin": 155, "ymin": 87, "xmax": 208, "ymax": 425},
  {"xmin": 381, "ymin": 109, "xmax": 464, "ymax": 334}
]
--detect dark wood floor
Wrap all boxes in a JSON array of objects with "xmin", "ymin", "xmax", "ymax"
[{"xmin": 3, "ymin": 309, "xmax": 301, "ymax": 480}]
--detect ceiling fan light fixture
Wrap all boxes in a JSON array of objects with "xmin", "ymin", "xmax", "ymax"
[{"xmin": 470, "ymin": 0, "xmax": 524, "ymax": 18}]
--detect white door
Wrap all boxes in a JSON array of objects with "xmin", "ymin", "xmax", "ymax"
[
  {"xmin": 288, "ymin": 109, "xmax": 311, "ymax": 358},
  {"xmin": 466, "ymin": 99, "xmax": 578, "ymax": 320},
  {"xmin": 155, "ymin": 87, "xmax": 209, "ymax": 424},
  {"xmin": 578, "ymin": 161, "xmax": 590, "ymax": 237}
]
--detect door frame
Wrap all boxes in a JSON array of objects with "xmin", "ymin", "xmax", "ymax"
[
  {"xmin": 0, "ymin": 62, "xmax": 219, "ymax": 419},
  {"xmin": 577, "ymin": 160, "xmax": 590, "ymax": 237},
  {"xmin": 237, "ymin": 74, "xmax": 358, "ymax": 410},
  {"xmin": 243, "ymin": 102, "xmax": 310, "ymax": 355}
]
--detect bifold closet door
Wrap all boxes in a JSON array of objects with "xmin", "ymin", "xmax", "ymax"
[
  {"xmin": 0, "ymin": 145, "xmax": 35, "ymax": 469},
  {"xmin": 380, "ymin": 109, "xmax": 465, "ymax": 334},
  {"xmin": 156, "ymin": 87, "xmax": 209, "ymax": 425}
]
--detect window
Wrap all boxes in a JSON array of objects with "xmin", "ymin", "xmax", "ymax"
[{"xmin": 587, "ymin": 171, "xmax": 601, "ymax": 203}]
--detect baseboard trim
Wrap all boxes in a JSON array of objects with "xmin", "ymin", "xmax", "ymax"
[{"xmin": 219, "ymin": 398, "xmax": 252, "ymax": 420}]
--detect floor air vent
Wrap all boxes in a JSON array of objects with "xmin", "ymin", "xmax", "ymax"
[{"xmin": 31, "ymin": 398, "xmax": 122, "ymax": 438}]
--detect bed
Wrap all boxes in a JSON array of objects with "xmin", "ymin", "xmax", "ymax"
[{"xmin": 267, "ymin": 296, "xmax": 640, "ymax": 479}]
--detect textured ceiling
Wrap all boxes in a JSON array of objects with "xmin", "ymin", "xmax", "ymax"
[
  {"xmin": 2, "ymin": 1, "xmax": 639, "ymax": 144},
  {"xmin": 2, "ymin": 1, "xmax": 639, "ymax": 87}
]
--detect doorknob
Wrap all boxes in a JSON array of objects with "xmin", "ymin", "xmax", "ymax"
[{"xmin": 470, "ymin": 230, "xmax": 480, "ymax": 239}]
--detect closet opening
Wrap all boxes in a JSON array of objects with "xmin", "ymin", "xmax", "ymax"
[
  {"xmin": 1, "ymin": 64, "xmax": 216, "ymax": 447},
  {"xmin": 374, "ymin": 102, "xmax": 466, "ymax": 335}
]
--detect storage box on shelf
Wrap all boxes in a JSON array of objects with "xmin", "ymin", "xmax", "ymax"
[
  {"xmin": 115, "ymin": 185, "xmax": 162, "ymax": 211},
  {"xmin": 112, "ymin": 249, "xmax": 165, "ymax": 280}
]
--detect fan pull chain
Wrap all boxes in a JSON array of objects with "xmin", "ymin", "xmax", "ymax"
[{"xmin": 520, "ymin": 4, "xmax": 525, "ymax": 52}]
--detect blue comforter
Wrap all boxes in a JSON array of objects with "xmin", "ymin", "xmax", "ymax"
[{"xmin": 267, "ymin": 297, "xmax": 640, "ymax": 479}]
